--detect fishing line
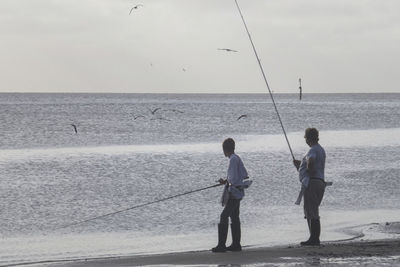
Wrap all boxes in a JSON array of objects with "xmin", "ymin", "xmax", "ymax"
[
  {"xmin": 55, "ymin": 183, "xmax": 223, "ymax": 230},
  {"xmin": 234, "ymin": 0, "xmax": 295, "ymax": 161}
]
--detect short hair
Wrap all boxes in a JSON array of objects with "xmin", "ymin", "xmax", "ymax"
[
  {"xmin": 222, "ymin": 138, "xmax": 235, "ymax": 153},
  {"xmin": 305, "ymin": 128, "xmax": 319, "ymax": 142}
]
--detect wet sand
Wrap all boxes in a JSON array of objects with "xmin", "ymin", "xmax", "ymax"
[{"xmin": 42, "ymin": 239, "xmax": 400, "ymax": 266}]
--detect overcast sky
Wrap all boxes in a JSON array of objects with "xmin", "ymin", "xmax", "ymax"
[{"xmin": 1, "ymin": 0, "xmax": 399, "ymax": 93}]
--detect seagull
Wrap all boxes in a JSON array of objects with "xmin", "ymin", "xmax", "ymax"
[
  {"xmin": 133, "ymin": 114, "xmax": 145, "ymax": 120},
  {"xmin": 237, "ymin": 114, "xmax": 247, "ymax": 121},
  {"xmin": 166, "ymin": 109, "xmax": 184, "ymax": 113},
  {"xmin": 151, "ymin": 117, "xmax": 171, "ymax": 122},
  {"xmin": 129, "ymin": 4, "xmax": 143, "ymax": 14},
  {"xmin": 71, "ymin": 124, "xmax": 78, "ymax": 134},
  {"xmin": 148, "ymin": 107, "xmax": 161, "ymax": 115},
  {"xmin": 218, "ymin": 48, "xmax": 238, "ymax": 52}
]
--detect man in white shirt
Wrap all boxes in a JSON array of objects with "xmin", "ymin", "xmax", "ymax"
[
  {"xmin": 212, "ymin": 138, "xmax": 251, "ymax": 253},
  {"xmin": 294, "ymin": 128, "xmax": 326, "ymax": 246}
]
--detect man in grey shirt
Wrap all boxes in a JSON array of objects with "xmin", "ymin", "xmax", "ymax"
[{"xmin": 294, "ymin": 128, "xmax": 326, "ymax": 246}]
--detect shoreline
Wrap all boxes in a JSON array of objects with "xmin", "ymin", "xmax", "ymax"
[{"xmin": 14, "ymin": 238, "xmax": 400, "ymax": 267}]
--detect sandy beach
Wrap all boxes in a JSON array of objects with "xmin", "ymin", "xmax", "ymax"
[{"xmin": 25, "ymin": 239, "xmax": 399, "ymax": 267}]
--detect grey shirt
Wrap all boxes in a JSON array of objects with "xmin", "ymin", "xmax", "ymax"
[
  {"xmin": 299, "ymin": 143, "xmax": 326, "ymax": 181},
  {"xmin": 295, "ymin": 143, "xmax": 326, "ymax": 205}
]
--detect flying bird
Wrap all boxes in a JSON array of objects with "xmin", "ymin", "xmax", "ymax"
[
  {"xmin": 237, "ymin": 115, "xmax": 247, "ymax": 121},
  {"xmin": 71, "ymin": 124, "xmax": 78, "ymax": 134},
  {"xmin": 218, "ymin": 48, "xmax": 238, "ymax": 52},
  {"xmin": 133, "ymin": 114, "xmax": 145, "ymax": 120},
  {"xmin": 129, "ymin": 4, "xmax": 143, "ymax": 14},
  {"xmin": 166, "ymin": 109, "xmax": 184, "ymax": 113},
  {"xmin": 148, "ymin": 107, "xmax": 161, "ymax": 115},
  {"xmin": 151, "ymin": 117, "xmax": 171, "ymax": 122}
]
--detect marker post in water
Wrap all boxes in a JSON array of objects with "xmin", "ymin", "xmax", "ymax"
[{"xmin": 299, "ymin": 78, "xmax": 302, "ymax": 100}]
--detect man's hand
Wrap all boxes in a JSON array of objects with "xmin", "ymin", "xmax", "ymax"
[
  {"xmin": 293, "ymin": 159, "xmax": 301, "ymax": 170},
  {"xmin": 218, "ymin": 178, "xmax": 227, "ymax": 184}
]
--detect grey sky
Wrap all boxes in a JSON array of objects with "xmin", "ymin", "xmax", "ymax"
[{"xmin": 1, "ymin": 0, "xmax": 399, "ymax": 93}]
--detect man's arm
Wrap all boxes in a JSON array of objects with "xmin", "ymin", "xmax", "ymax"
[{"xmin": 293, "ymin": 159, "xmax": 301, "ymax": 170}]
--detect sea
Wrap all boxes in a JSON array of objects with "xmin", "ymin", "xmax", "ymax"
[{"xmin": 0, "ymin": 93, "xmax": 399, "ymax": 266}]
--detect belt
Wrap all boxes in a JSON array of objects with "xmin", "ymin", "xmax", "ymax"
[
  {"xmin": 310, "ymin": 177, "xmax": 333, "ymax": 186},
  {"xmin": 310, "ymin": 177, "xmax": 324, "ymax": 181},
  {"xmin": 228, "ymin": 183, "xmax": 243, "ymax": 190}
]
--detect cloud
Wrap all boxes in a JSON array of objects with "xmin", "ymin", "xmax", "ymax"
[{"xmin": 0, "ymin": 0, "xmax": 399, "ymax": 93}]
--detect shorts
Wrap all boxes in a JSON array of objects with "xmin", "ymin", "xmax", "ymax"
[{"xmin": 303, "ymin": 179, "xmax": 325, "ymax": 219}]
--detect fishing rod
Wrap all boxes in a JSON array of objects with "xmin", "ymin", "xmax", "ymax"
[
  {"xmin": 234, "ymin": 0, "xmax": 295, "ymax": 161},
  {"xmin": 55, "ymin": 182, "xmax": 223, "ymax": 230}
]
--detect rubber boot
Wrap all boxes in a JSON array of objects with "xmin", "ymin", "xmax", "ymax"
[
  {"xmin": 226, "ymin": 223, "xmax": 242, "ymax": 251},
  {"xmin": 211, "ymin": 223, "xmax": 228, "ymax": 252},
  {"xmin": 307, "ymin": 218, "xmax": 311, "ymax": 235},
  {"xmin": 300, "ymin": 218, "xmax": 312, "ymax": 246},
  {"xmin": 313, "ymin": 219, "xmax": 321, "ymax": 244},
  {"xmin": 300, "ymin": 219, "xmax": 321, "ymax": 246}
]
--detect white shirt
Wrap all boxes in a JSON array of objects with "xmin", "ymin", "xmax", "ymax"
[
  {"xmin": 227, "ymin": 153, "xmax": 248, "ymax": 185},
  {"xmin": 220, "ymin": 153, "xmax": 251, "ymax": 204}
]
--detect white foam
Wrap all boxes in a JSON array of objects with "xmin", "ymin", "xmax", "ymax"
[
  {"xmin": 0, "ymin": 128, "xmax": 399, "ymax": 161},
  {"xmin": 240, "ymin": 127, "xmax": 400, "ymax": 153}
]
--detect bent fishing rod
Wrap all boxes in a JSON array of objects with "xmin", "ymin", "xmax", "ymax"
[
  {"xmin": 55, "ymin": 182, "xmax": 223, "ymax": 231},
  {"xmin": 234, "ymin": 0, "xmax": 295, "ymax": 161}
]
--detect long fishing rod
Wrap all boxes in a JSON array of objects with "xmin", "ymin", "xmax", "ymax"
[
  {"xmin": 55, "ymin": 183, "xmax": 223, "ymax": 230},
  {"xmin": 234, "ymin": 0, "xmax": 295, "ymax": 161}
]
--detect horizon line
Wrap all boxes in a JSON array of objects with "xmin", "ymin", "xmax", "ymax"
[{"xmin": 0, "ymin": 91, "xmax": 399, "ymax": 95}]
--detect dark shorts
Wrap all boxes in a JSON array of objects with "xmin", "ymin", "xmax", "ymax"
[{"xmin": 304, "ymin": 179, "xmax": 325, "ymax": 219}]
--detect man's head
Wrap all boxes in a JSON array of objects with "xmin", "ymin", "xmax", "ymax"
[
  {"xmin": 304, "ymin": 128, "xmax": 319, "ymax": 146},
  {"xmin": 222, "ymin": 138, "xmax": 235, "ymax": 157}
]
